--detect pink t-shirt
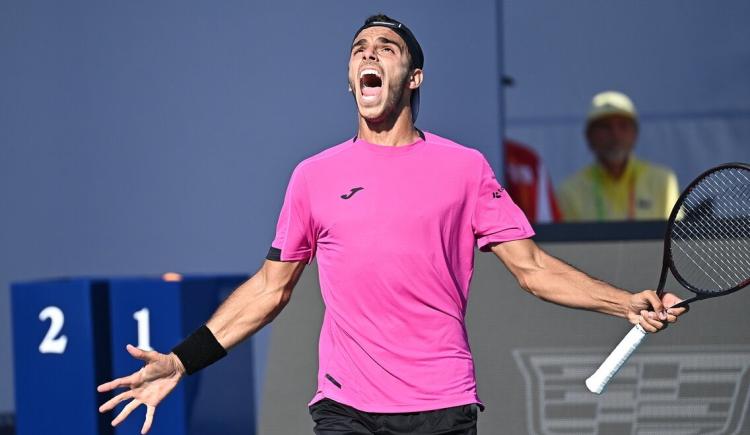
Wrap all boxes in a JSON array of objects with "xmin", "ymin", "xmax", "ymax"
[{"xmin": 270, "ymin": 131, "xmax": 534, "ymax": 413}]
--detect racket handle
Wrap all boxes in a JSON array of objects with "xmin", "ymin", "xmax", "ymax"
[{"xmin": 585, "ymin": 324, "xmax": 647, "ymax": 394}]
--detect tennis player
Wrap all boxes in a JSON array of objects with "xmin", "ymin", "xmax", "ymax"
[{"xmin": 97, "ymin": 15, "xmax": 688, "ymax": 434}]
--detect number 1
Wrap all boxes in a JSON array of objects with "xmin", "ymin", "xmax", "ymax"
[{"xmin": 133, "ymin": 308, "xmax": 153, "ymax": 351}]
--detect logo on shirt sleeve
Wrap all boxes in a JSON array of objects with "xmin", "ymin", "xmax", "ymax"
[{"xmin": 492, "ymin": 187, "xmax": 505, "ymax": 199}]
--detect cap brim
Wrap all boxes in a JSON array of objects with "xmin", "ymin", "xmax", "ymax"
[{"xmin": 587, "ymin": 109, "xmax": 637, "ymax": 124}]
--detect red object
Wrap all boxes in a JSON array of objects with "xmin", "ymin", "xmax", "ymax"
[{"xmin": 503, "ymin": 139, "xmax": 561, "ymax": 223}]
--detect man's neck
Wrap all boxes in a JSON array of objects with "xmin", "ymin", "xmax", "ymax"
[
  {"xmin": 356, "ymin": 107, "xmax": 420, "ymax": 146},
  {"xmin": 599, "ymin": 158, "xmax": 630, "ymax": 180}
]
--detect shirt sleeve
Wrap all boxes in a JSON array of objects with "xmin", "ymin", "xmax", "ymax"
[
  {"xmin": 472, "ymin": 156, "xmax": 535, "ymax": 251},
  {"xmin": 268, "ymin": 163, "xmax": 316, "ymax": 263}
]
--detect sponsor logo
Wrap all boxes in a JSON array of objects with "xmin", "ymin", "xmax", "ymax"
[
  {"xmin": 341, "ymin": 187, "xmax": 364, "ymax": 200},
  {"xmin": 513, "ymin": 346, "xmax": 750, "ymax": 435},
  {"xmin": 493, "ymin": 187, "xmax": 505, "ymax": 199},
  {"xmin": 637, "ymin": 198, "xmax": 653, "ymax": 210}
]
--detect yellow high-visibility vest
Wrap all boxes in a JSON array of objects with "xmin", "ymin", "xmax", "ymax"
[{"xmin": 557, "ymin": 157, "xmax": 679, "ymax": 222}]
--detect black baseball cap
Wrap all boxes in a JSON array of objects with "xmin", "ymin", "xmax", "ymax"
[{"xmin": 353, "ymin": 15, "xmax": 423, "ymax": 121}]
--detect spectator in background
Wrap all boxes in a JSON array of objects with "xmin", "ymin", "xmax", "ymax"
[
  {"xmin": 558, "ymin": 91, "xmax": 679, "ymax": 221},
  {"xmin": 503, "ymin": 139, "xmax": 561, "ymax": 223}
]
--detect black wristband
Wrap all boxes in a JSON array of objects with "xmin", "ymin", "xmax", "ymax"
[{"xmin": 171, "ymin": 325, "xmax": 227, "ymax": 375}]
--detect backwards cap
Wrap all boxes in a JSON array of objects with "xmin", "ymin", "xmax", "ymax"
[{"xmin": 353, "ymin": 14, "xmax": 424, "ymax": 121}]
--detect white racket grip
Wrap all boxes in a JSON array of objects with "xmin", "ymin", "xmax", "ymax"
[{"xmin": 585, "ymin": 324, "xmax": 647, "ymax": 394}]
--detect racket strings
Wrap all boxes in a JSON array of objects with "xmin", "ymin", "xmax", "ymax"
[
  {"xmin": 679, "ymin": 190, "xmax": 750, "ymax": 274},
  {"xmin": 672, "ymin": 184, "xmax": 746, "ymax": 285},
  {"xmin": 674, "ymin": 227, "xmax": 745, "ymax": 288},
  {"xmin": 671, "ymin": 169, "xmax": 750, "ymax": 290},
  {"xmin": 708, "ymin": 171, "xmax": 750, "ymax": 254},
  {"xmin": 671, "ymin": 225, "xmax": 734, "ymax": 289},
  {"xmin": 669, "ymin": 167, "xmax": 750, "ymax": 294},
  {"xmin": 703, "ymin": 174, "xmax": 750, "ymax": 240},
  {"xmin": 673, "ymin": 181, "xmax": 750, "ymax": 289}
]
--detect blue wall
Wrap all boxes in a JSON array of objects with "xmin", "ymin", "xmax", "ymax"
[{"xmin": 0, "ymin": 0, "xmax": 503, "ymax": 412}]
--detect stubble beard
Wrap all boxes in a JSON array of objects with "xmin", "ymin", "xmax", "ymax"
[
  {"xmin": 353, "ymin": 71, "xmax": 410, "ymax": 126},
  {"xmin": 598, "ymin": 140, "xmax": 633, "ymax": 166}
]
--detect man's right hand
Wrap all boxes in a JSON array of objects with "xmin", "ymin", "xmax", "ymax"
[{"xmin": 97, "ymin": 344, "xmax": 185, "ymax": 434}]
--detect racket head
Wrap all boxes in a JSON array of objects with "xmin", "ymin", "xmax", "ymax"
[{"xmin": 664, "ymin": 162, "xmax": 750, "ymax": 300}]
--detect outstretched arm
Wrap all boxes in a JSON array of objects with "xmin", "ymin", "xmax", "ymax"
[
  {"xmin": 489, "ymin": 238, "xmax": 688, "ymax": 331},
  {"xmin": 206, "ymin": 258, "xmax": 306, "ymax": 349},
  {"xmin": 97, "ymin": 259, "xmax": 306, "ymax": 434}
]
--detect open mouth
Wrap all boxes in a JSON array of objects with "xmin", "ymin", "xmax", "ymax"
[{"xmin": 359, "ymin": 68, "xmax": 382, "ymax": 99}]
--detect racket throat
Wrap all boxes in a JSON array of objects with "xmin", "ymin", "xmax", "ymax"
[{"xmin": 669, "ymin": 295, "xmax": 699, "ymax": 309}]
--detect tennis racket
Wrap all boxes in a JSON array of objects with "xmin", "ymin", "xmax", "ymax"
[{"xmin": 585, "ymin": 162, "xmax": 750, "ymax": 394}]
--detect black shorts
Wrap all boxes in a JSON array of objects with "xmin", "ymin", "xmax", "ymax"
[{"xmin": 309, "ymin": 398, "xmax": 479, "ymax": 435}]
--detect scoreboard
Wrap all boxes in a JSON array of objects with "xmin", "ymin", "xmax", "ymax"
[{"xmin": 11, "ymin": 275, "xmax": 258, "ymax": 435}]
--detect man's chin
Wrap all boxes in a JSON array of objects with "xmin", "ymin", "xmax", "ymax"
[
  {"xmin": 602, "ymin": 153, "xmax": 631, "ymax": 166},
  {"xmin": 358, "ymin": 106, "xmax": 388, "ymax": 123}
]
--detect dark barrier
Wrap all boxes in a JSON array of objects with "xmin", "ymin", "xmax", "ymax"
[
  {"xmin": 532, "ymin": 221, "xmax": 667, "ymax": 242},
  {"xmin": 0, "ymin": 413, "xmax": 13, "ymax": 435}
]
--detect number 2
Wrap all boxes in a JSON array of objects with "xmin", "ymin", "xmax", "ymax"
[{"xmin": 38, "ymin": 306, "xmax": 68, "ymax": 354}]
